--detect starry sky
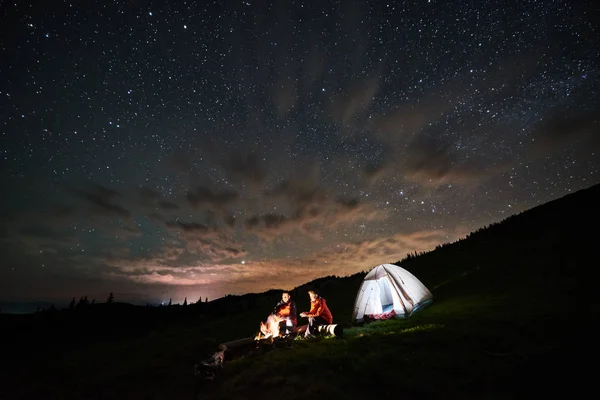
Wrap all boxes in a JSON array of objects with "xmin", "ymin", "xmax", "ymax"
[{"xmin": 1, "ymin": 0, "xmax": 599, "ymax": 307}]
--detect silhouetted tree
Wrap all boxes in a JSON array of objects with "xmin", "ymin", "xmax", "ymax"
[
  {"xmin": 183, "ymin": 297, "xmax": 188, "ymax": 306},
  {"xmin": 69, "ymin": 297, "xmax": 76, "ymax": 309},
  {"xmin": 168, "ymin": 298, "xmax": 172, "ymax": 306},
  {"xmin": 205, "ymin": 297, "xmax": 208, "ymax": 303},
  {"xmin": 91, "ymin": 299, "xmax": 95, "ymax": 305},
  {"xmin": 77, "ymin": 296, "xmax": 89, "ymax": 308},
  {"xmin": 107, "ymin": 292, "xmax": 114, "ymax": 304}
]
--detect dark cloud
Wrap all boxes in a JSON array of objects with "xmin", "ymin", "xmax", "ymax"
[
  {"xmin": 335, "ymin": 196, "xmax": 360, "ymax": 210},
  {"xmin": 221, "ymin": 152, "xmax": 267, "ymax": 184},
  {"xmin": 330, "ymin": 75, "xmax": 380, "ymax": 126},
  {"xmin": 224, "ymin": 215, "xmax": 236, "ymax": 228},
  {"xmin": 166, "ymin": 221, "xmax": 214, "ymax": 234},
  {"xmin": 529, "ymin": 109, "xmax": 600, "ymax": 155},
  {"xmin": 52, "ymin": 204, "xmax": 75, "ymax": 219},
  {"xmin": 108, "ymin": 224, "xmax": 142, "ymax": 240},
  {"xmin": 72, "ymin": 184, "xmax": 131, "ymax": 219},
  {"xmin": 402, "ymin": 136, "xmax": 490, "ymax": 185},
  {"xmin": 186, "ymin": 186, "xmax": 239, "ymax": 210},
  {"xmin": 363, "ymin": 159, "xmax": 389, "ymax": 185},
  {"xmin": 265, "ymin": 167, "xmax": 327, "ymax": 216},
  {"xmin": 163, "ymin": 151, "xmax": 194, "ymax": 174},
  {"xmin": 137, "ymin": 187, "xmax": 162, "ymax": 201},
  {"xmin": 373, "ymin": 102, "xmax": 445, "ymax": 140},
  {"xmin": 244, "ymin": 213, "xmax": 290, "ymax": 231},
  {"xmin": 158, "ymin": 200, "xmax": 180, "ymax": 210}
]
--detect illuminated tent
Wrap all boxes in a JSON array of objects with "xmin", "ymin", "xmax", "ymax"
[{"xmin": 352, "ymin": 264, "xmax": 433, "ymax": 324}]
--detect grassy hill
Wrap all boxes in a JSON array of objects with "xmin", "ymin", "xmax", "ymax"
[{"xmin": 1, "ymin": 183, "xmax": 598, "ymax": 399}]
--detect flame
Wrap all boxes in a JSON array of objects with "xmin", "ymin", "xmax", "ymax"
[{"xmin": 255, "ymin": 314, "xmax": 283, "ymax": 340}]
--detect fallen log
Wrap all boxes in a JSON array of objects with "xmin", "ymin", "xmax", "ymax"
[
  {"xmin": 317, "ymin": 323, "xmax": 343, "ymax": 337},
  {"xmin": 221, "ymin": 336, "xmax": 255, "ymax": 349},
  {"xmin": 295, "ymin": 323, "xmax": 343, "ymax": 338}
]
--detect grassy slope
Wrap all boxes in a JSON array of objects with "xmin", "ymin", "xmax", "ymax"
[{"xmin": 2, "ymin": 183, "xmax": 598, "ymax": 399}]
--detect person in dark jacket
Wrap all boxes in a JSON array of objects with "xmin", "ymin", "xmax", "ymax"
[
  {"xmin": 273, "ymin": 291, "xmax": 297, "ymax": 335},
  {"xmin": 256, "ymin": 291, "xmax": 298, "ymax": 340},
  {"xmin": 300, "ymin": 289, "xmax": 333, "ymax": 337}
]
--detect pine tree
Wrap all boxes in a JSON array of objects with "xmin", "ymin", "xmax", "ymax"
[
  {"xmin": 77, "ymin": 296, "xmax": 89, "ymax": 308},
  {"xmin": 69, "ymin": 297, "xmax": 76, "ymax": 309},
  {"xmin": 183, "ymin": 297, "xmax": 188, "ymax": 306},
  {"xmin": 168, "ymin": 298, "xmax": 172, "ymax": 306},
  {"xmin": 107, "ymin": 292, "xmax": 114, "ymax": 304}
]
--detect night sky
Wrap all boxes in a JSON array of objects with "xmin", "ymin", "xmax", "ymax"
[{"xmin": 1, "ymin": 0, "xmax": 599, "ymax": 307}]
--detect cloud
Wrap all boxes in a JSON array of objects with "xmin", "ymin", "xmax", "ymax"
[
  {"xmin": 107, "ymin": 223, "xmax": 142, "ymax": 240},
  {"xmin": 165, "ymin": 220, "xmax": 246, "ymax": 262},
  {"xmin": 372, "ymin": 102, "xmax": 446, "ymax": 140},
  {"xmin": 72, "ymin": 183, "xmax": 131, "ymax": 219},
  {"xmin": 105, "ymin": 228, "xmax": 457, "ymax": 295},
  {"xmin": 12, "ymin": 226, "xmax": 75, "ymax": 257},
  {"xmin": 186, "ymin": 186, "xmax": 239, "ymax": 210},
  {"xmin": 330, "ymin": 75, "xmax": 380, "ymax": 126},
  {"xmin": 52, "ymin": 204, "xmax": 75, "ymax": 219},
  {"xmin": 221, "ymin": 152, "xmax": 267, "ymax": 185},
  {"xmin": 166, "ymin": 220, "xmax": 214, "ymax": 234},
  {"xmin": 244, "ymin": 166, "xmax": 387, "ymax": 239},
  {"xmin": 401, "ymin": 136, "xmax": 492, "ymax": 186},
  {"xmin": 157, "ymin": 200, "xmax": 180, "ymax": 210},
  {"xmin": 137, "ymin": 187, "xmax": 162, "ymax": 202},
  {"xmin": 106, "ymin": 259, "xmax": 250, "ymax": 287},
  {"xmin": 310, "ymin": 229, "xmax": 456, "ymax": 272},
  {"xmin": 529, "ymin": 109, "xmax": 600, "ymax": 156}
]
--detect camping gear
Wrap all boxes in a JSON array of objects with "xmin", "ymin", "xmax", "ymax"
[{"xmin": 352, "ymin": 263, "xmax": 433, "ymax": 324}]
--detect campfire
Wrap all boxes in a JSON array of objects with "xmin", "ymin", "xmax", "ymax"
[{"xmin": 255, "ymin": 314, "xmax": 283, "ymax": 341}]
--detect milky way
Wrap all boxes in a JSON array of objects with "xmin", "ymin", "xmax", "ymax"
[{"xmin": 1, "ymin": 0, "xmax": 599, "ymax": 306}]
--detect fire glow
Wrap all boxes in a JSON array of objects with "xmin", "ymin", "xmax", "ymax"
[{"xmin": 256, "ymin": 314, "xmax": 283, "ymax": 340}]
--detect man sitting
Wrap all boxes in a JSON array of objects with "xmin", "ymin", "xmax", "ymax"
[
  {"xmin": 273, "ymin": 291, "xmax": 297, "ymax": 336},
  {"xmin": 256, "ymin": 291, "xmax": 297, "ymax": 340}
]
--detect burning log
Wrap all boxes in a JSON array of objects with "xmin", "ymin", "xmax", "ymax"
[{"xmin": 255, "ymin": 313, "xmax": 283, "ymax": 340}]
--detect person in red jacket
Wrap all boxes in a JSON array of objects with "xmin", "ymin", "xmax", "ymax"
[{"xmin": 299, "ymin": 289, "xmax": 333, "ymax": 337}]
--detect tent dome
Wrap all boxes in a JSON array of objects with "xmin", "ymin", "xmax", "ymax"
[{"xmin": 352, "ymin": 264, "xmax": 433, "ymax": 324}]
